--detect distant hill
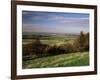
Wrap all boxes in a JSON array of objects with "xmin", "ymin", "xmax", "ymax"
[{"xmin": 22, "ymin": 32, "xmax": 80, "ymax": 36}]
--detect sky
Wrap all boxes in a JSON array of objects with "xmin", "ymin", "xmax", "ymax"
[{"xmin": 22, "ymin": 11, "xmax": 89, "ymax": 34}]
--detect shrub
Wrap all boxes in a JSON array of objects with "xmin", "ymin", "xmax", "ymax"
[
  {"xmin": 31, "ymin": 38, "xmax": 48, "ymax": 55},
  {"xmin": 59, "ymin": 43, "xmax": 74, "ymax": 53},
  {"xmin": 46, "ymin": 45, "xmax": 65, "ymax": 55},
  {"xmin": 22, "ymin": 43, "xmax": 33, "ymax": 56},
  {"xmin": 23, "ymin": 38, "xmax": 48, "ymax": 56}
]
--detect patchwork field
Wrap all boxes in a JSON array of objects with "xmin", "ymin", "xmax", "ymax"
[{"xmin": 22, "ymin": 34, "xmax": 77, "ymax": 46}]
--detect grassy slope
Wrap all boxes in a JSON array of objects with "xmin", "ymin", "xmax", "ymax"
[{"xmin": 23, "ymin": 52, "xmax": 89, "ymax": 69}]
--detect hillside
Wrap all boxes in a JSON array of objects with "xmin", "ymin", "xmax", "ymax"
[{"xmin": 23, "ymin": 51, "xmax": 89, "ymax": 69}]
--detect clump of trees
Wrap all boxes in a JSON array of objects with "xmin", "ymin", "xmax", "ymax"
[
  {"xmin": 73, "ymin": 31, "xmax": 89, "ymax": 52},
  {"xmin": 53, "ymin": 31, "xmax": 89, "ymax": 54},
  {"xmin": 23, "ymin": 31, "xmax": 89, "ymax": 57}
]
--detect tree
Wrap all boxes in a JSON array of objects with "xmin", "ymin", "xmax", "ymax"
[
  {"xmin": 74, "ymin": 31, "xmax": 89, "ymax": 52},
  {"xmin": 32, "ymin": 37, "xmax": 42, "ymax": 54},
  {"xmin": 83, "ymin": 32, "xmax": 89, "ymax": 50}
]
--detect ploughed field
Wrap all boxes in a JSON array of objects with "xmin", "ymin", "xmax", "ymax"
[{"xmin": 22, "ymin": 33, "xmax": 89, "ymax": 68}]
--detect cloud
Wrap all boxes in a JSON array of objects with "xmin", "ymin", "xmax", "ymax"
[
  {"xmin": 32, "ymin": 16, "xmax": 42, "ymax": 20},
  {"xmin": 58, "ymin": 17, "xmax": 89, "ymax": 24},
  {"xmin": 22, "ymin": 11, "xmax": 30, "ymax": 15},
  {"xmin": 22, "ymin": 11, "xmax": 89, "ymax": 33},
  {"xmin": 22, "ymin": 23, "xmax": 53, "ymax": 32},
  {"xmin": 22, "ymin": 22, "xmax": 89, "ymax": 34}
]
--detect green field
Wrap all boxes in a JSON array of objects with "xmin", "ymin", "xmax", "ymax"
[
  {"xmin": 23, "ymin": 35, "xmax": 77, "ymax": 46},
  {"xmin": 23, "ymin": 51, "xmax": 89, "ymax": 69},
  {"xmin": 22, "ymin": 33, "xmax": 89, "ymax": 69}
]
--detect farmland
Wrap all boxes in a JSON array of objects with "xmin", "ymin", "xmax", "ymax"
[
  {"xmin": 22, "ymin": 32, "xmax": 89, "ymax": 69},
  {"xmin": 22, "ymin": 33, "xmax": 78, "ymax": 46}
]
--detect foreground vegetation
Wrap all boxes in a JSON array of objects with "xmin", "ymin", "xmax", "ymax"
[{"xmin": 23, "ymin": 52, "xmax": 89, "ymax": 68}]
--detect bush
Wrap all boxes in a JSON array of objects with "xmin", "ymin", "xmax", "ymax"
[
  {"xmin": 59, "ymin": 43, "xmax": 74, "ymax": 53},
  {"xmin": 22, "ymin": 43, "xmax": 33, "ymax": 56},
  {"xmin": 46, "ymin": 45, "xmax": 65, "ymax": 55},
  {"xmin": 31, "ymin": 38, "xmax": 48, "ymax": 56},
  {"xmin": 23, "ymin": 38, "xmax": 48, "ymax": 56}
]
